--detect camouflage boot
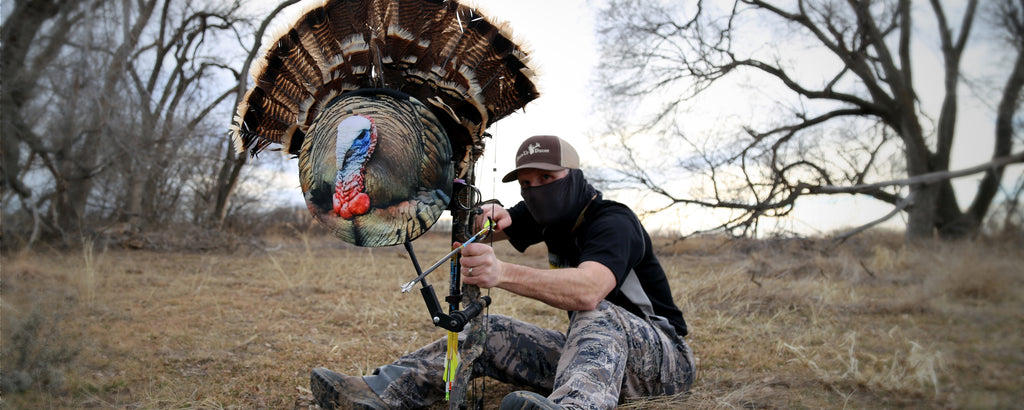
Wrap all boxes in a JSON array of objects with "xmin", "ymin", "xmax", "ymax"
[
  {"xmin": 499, "ymin": 391, "xmax": 562, "ymax": 410},
  {"xmin": 310, "ymin": 367, "xmax": 388, "ymax": 410}
]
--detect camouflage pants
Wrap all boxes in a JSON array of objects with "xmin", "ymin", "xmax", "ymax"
[{"xmin": 364, "ymin": 300, "xmax": 695, "ymax": 409}]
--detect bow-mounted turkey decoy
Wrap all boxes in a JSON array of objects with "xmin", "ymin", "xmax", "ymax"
[{"xmin": 231, "ymin": 0, "xmax": 539, "ymax": 247}]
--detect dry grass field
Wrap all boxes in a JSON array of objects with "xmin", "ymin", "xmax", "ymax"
[{"xmin": 2, "ymin": 226, "xmax": 1022, "ymax": 409}]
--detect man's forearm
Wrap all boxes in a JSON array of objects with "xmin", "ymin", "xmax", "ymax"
[{"xmin": 496, "ymin": 261, "xmax": 615, "ymax": 311}]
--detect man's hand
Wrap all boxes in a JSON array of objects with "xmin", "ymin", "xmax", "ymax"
[
  {"xmin": 476, "ymin": 203, "xmax": 510, "ymax": 242},
  {"xmin": 459, "ymin": 242, "xmax": 503, "ymax": 289}
]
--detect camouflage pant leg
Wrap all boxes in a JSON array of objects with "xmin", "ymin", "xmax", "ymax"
[
  {"xmin": 365, "ymin": 303, "xmax": 694, "ymax": 409},
  {"xmin": 367, "ymin": 314, "xmax": 565, "ymax": 408},
  {"xmin": 551, "ymin": 300, "xmax": 695, "ymax": 410}
]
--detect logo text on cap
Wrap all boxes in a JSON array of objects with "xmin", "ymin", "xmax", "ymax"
[{"xmin": 518, "ymin": 142, "xmax": 550, "ymax": 162}]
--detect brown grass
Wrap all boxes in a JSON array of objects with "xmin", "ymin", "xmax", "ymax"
[{"xmin": 2, "ymin": 229, "xmax": 1022, "ymax": 409}]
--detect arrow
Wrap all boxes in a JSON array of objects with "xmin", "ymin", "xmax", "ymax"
[{"xmin": 400, "ymin": 219, "xmax": 494, "ymax": 293}]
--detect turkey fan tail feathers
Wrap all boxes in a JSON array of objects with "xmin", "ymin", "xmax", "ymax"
[{"xmin": 230, "ymin": 0, "xmax": 539, "ymax": 157}]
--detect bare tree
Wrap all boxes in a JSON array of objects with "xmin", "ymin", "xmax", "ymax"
[
  {"xmin": 1, "ymin": 0, "xmax": 267, "ymax": 246},
  {"xmin": 207, "ymin": 0, "xmax": 303, "ymax": 228},
  {"xmin": 113, "ymin": 0, "xmax": 247, "ymax": 228},
  {"xmin": 593, "ymin": 0, "xmax": 1023, "ymax": 240},
  {"xmin": 1, "ymin": 0, "xmax": 96, "ymax": 243}
]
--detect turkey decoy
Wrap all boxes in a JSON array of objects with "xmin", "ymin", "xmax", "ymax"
[{"xmin": 231, "ymin": 0, "xmax": 538, "ymax": 246}]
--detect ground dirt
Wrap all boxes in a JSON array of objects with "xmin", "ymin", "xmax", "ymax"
[{"xmin": 2, "ymin": 228, "xmax": 1021, "ymax": 409}]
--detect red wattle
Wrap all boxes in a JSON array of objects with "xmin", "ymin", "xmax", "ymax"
[
  {"xmin": 333, "ymin": 183, "xmax": 370, "ymax": 220},
  {"xmin": 350, "ymin": 193, "xmax": 370, "ymax": 216},
  {"xmin": 333, "ymin": 190, "xmax": 351, "ymax": 219}
]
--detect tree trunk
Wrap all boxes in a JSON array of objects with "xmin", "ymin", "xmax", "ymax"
[
  {"xmin": 212, "ymin": 143, "xmax": 246, "ymax": 227},
  {"xmin": 55, "ymin": 160, "xmax": 93, "ymax": 233},
  {"xmin": 907, "ymin": 183, "xmax": 939, "ymax": 240},
  {"xmin": 126, "ymin": 167, "xmax": 146, "ymax": 226},
  {"xmin": 901, "ymin": 112, "xmax": 937, "ymax": 241}
]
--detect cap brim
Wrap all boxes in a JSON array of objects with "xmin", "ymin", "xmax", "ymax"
[{"xmin": 501, "ymin": 162, "xmax": 566, "ymax": 183}]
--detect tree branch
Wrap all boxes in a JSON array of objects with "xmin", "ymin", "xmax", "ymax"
[
  {"xmin": 831, "ymin": 191, "xmax": 915, "ymax": 243},
  {"xmin": 806, "ymin": 151, "xmax": 1024, "ymax": 195}
]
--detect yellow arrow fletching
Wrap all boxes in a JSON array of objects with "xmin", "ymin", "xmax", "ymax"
[{"xmin": 444, "ymin": 331, "xmax": 459, "ymax": 400}]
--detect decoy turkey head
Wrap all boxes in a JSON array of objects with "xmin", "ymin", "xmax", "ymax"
[{"xmin": 333, "ymin": 115, "xmax": 377, "ymax": 219}]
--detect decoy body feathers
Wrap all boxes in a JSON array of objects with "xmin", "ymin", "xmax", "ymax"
[{"xmin": 230, "ymin": 0, "xmax": 538, "ymax": 247}]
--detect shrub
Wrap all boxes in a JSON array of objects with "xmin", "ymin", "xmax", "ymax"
[{"xmin": 1, "ymin": 295, "xmax": 80, "ymax": 394}]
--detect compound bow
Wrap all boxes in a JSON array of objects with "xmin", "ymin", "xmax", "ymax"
[{"xmin": 399, "ymin": 141, "xmax": 493, "ymax": 408}]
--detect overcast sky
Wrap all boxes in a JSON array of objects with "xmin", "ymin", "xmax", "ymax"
[{"xmin": 250, "ymin": 0, "xmax": 1021, "ymax": 236}]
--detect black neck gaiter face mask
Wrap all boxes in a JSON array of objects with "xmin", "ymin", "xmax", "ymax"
[{"xmin": 521, "ymin": 169, "xmax": 596, "ymax": 227}]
